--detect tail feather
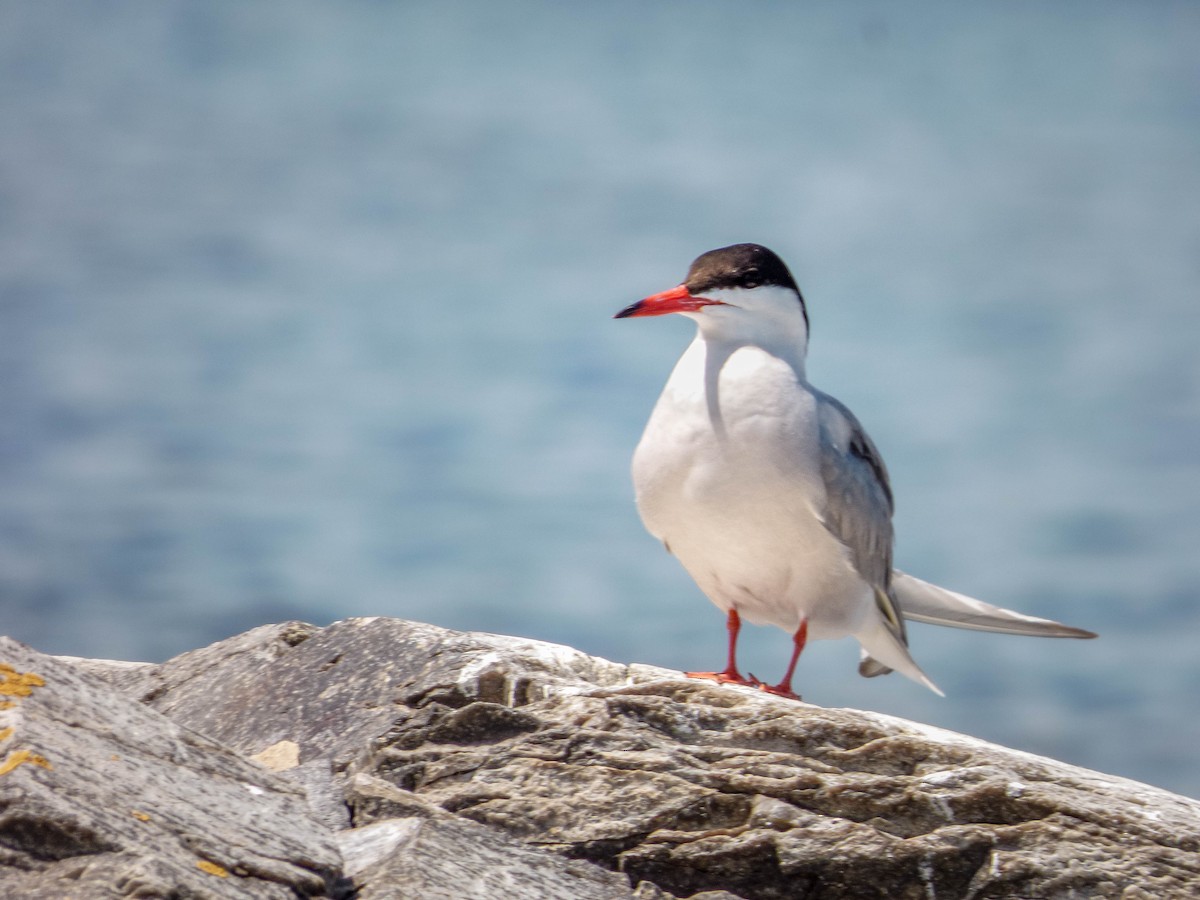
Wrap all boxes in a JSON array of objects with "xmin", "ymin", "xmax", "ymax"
[{"xmin": 892, "ymin": 571, "xmax": 1097, "ymax": 639}]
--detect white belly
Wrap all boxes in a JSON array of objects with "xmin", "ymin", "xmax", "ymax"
[{"xmin": 632, "ymin": 340, "xmax": 872, "ymax": 639}]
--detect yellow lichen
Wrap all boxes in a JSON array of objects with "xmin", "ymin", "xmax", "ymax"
[
  {"xmin": 0, "ymin": 728, "xmax": 12, "ymax": 743},
  {"xmin": 0, "ymin": 749, "xmax": 52, "ymax": 775},
  {"xmin": 131, "ymin": 810, "xmax": 151, "ymax": 822},
  {"xmin": 196, "ymin": 860, "xmax": 229, "ymax": 878},
  {"xmin": 0, "ymin": 664, "xmax": 45, "ymax": 698}
]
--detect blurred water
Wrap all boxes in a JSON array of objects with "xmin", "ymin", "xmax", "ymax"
[{"xmin": 1, "ymin": 2, "xmax": 1198, "ymax": 796}]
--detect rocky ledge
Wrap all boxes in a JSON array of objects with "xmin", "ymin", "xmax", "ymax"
[{"xmin": 0, "ymin": 617, "xmax": 1197, "ymax": 899}]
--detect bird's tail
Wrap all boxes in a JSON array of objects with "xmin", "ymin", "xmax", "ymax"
[
  {"xmin": 891, "ymin": 571, "xmax": 1098, "ymax": 639},
  {"xmin": 856, "ymin": 590, "xmax": 944, "ymax": 697}
]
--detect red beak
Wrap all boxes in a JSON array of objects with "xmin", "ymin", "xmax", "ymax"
[{"xmin": 614, "ymin": 284, "xmax": 726, "ymax": 319}]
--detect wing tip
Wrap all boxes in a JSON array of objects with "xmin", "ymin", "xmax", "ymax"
[{"xmin": 859, "ymin": 653, "xmax": 945, "ymax": 697}]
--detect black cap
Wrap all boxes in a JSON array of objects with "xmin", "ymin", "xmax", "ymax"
[{"xmin": 684, "ymin": 243, "xmax": 807, "ymax": 331}]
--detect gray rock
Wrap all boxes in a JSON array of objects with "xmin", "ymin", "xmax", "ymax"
[
  {"xmin": 359, "ymin": 670, "xmax": 1200, "ymax": 898},
  {"xmin": 92, "ymin": 617, "xmax": 1200, "ymax": 899},
  {"xmin": 3, "ymin": 617, "xmax": 1193, "ymax": 898},
  {"xmin": 0, "ymin": 636, "xmax": 347, "ymax": 899},
  {"xmin": 339, "ymin": 775, "xmax": 670, "ymax": 899},
  {"xmin": 128, "ymin": 618, "xmax": 646, "ymax": 767},
  {"xmin": 336, "ymin": 813, "xmax": 636, "ymax": 899}
]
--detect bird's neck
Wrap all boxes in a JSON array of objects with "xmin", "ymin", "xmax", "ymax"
[{"xmin": 694, "ymin": 320, "xmax": 809, "ymax": 380}]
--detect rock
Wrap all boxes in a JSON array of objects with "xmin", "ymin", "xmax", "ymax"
[
  {"xmin": 120, "ymin": 618, "xmax": 647, "ymax": 767},
  {"xmin": 342, "ymin": 773, "xmax": 649, "ymax": 899},
  {"xmin": 11, "ymin": 617, "xmax": 1200, "ymax": 899},
  {"xmin": 336, "ymin": 813, "xmax": 636, "ymax": 899},
  {"xmin": 0, "ymin": 637, "xmax": 348, "ymax": 899}
]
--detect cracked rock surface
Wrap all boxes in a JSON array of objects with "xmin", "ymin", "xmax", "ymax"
[
  {"xmin": 0, "ymin": 636, "xmax": 347, "ymax": 898},
  {"xmin": 6, "ymin": 617, "xmax": 1199, "ymax": 898}
]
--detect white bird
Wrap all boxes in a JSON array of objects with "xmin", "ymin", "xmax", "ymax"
[{"xmin": 615, "ymin": 243, "xmax": 1095, "ymax": 699}]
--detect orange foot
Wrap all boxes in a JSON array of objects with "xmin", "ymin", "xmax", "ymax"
[
  {"xmin": 685, "ymin": 669, "xmax": 762, "ymax": 689},
  {"xmin": 753, "ymin": 678, "xmax": 803, "ymax": 702}
]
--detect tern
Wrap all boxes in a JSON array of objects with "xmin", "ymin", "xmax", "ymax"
[{"xmin": 616, "ymin": 243, "xmax": 1095, "ymax": 699}]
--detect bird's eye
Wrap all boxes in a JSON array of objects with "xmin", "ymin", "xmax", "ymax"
[{"xmin": 742, "ymin": 269, "xmax": 761, "ymax": 288}]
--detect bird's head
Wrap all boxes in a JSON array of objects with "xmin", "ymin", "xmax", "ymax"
[{"xmin": 615, "ymin": 243, "xmax": 809, "ymax": 351}]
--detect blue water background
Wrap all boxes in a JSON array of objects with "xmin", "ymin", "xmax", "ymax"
[{"xmin": 2, "ymin": 3, "xmax": 1199, "ymax": 795}]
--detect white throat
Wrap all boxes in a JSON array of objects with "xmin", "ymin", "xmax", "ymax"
[{"xmin": 685, "ymin": 284, "xmax": 809, "ymax": 374}]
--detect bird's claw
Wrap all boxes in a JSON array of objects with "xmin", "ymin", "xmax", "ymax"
[
  {"xmin": 685, "ymin": 669, "xmax": 760, "ymax": 689},
  {"xmin": 686, "ymin": 669, "xmax": 802, "ymax": 701}
]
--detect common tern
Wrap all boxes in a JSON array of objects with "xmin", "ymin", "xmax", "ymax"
[{"xmin": 616, "ymin": 243, "xmax": 1095, "ymax": 699}]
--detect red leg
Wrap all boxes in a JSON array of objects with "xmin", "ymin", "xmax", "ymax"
[
  {"xmin": 760, "ymin": 619, "xmax": 808, "ymax": 701},
  {"xmin": 685, "ymin": 609, "xmax": 759, "ymax": 688}
]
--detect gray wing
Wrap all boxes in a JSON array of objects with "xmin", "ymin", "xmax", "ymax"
[
  {"xmin": 814, "ymin": 390, "xmax": 909, "ymax": 675},
  {"xmin": 815, "ymin": 390, "xmax": 894, "ymax": 592}
]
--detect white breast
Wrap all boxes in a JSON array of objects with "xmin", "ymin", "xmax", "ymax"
[{"xmin": 632, "ymin": 337, "xmax": 873, "ymax": 638}]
